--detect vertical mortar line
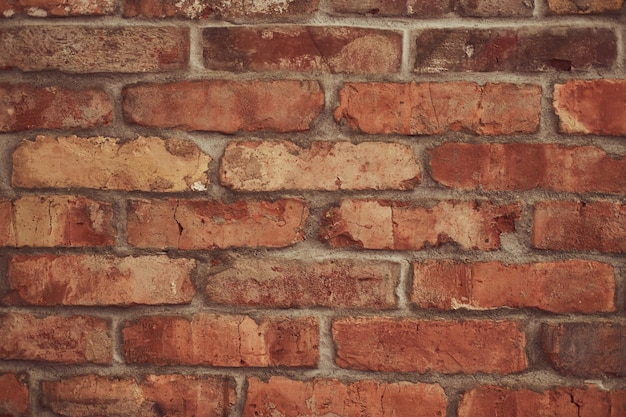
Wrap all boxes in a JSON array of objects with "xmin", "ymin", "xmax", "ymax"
[
  {"xmin": 533, "ymin": 0, "xmax": 545, "ymax": 18},
  {"xmin": 401, "ymin": 27, "xmax": 412, "ymax": 77},
  {"xmin": 396, "ymin": 259, "xmax": 411, "ymax": 311},
  {"xmin": 110, "ymin": 314, "xmax": 125, "ymax": 365},
  {"xmin": 317, "ymin": 314, "xmax": 335, "ymax": 370},
  {"xmin": 231, "ymin": 375, "xmax": 248, "ymax": 417},
  {"xmin": 538, "ymin": 76, "xmax": 556, "ymax": 143},
  {"xmin": 189, "ymin": 25, "xmax": 204, "ymax": 73},
  {"xmin": 614, "ymin": 24, "xmax": 625, "ymax": 74}
]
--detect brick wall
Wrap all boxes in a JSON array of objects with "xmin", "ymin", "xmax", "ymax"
[{"xmin": 1, "ymin": 0, "xmax": 625, "ymax": 416}]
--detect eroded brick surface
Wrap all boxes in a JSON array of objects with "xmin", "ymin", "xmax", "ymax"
[
  {"xmin": 547, "ymin": 0, "xmax": 624, "ymax": 14},
  {"xmin": 0, "ymin": 0, "xmax": 115, "ymax": 17}
]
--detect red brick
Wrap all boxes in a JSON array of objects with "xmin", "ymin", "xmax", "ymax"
[
  {"xmin": 412, "ymin": 260, "xmax": 616, "ymax": 313},
  {"xmin": 330, "ymin": 0, "xmax": 532, "ymax": 16},
  {"xmin": 0, "ymin": 27, "xmax": 188, "ymax": 73},
  {"xmin": 12, "ymin": 136, "xmax": 211, "ymax": 192},
  {"xmin": 547, "ymin": 0, "xmax": 624, "ymax": 14},
  {"xmin": 459, "ymin": 385, "xmax": 626, "ymax": 417},
  {"xmin": 0, "ymin": 84, "xmax": 111, "ymax": 132},
  {"xmin": 203, "ymin": 26, "xmax": 401, "ymax": 73},
  {"xmin": 0, "ymin": 374, "xmax": 28, "ymax": 417},
  {"xmin": 206, "ymin": 257, "xmax": 399, "ymax": 308},
  {"xmin": 320, "ymin": 199, "xmax": 519, "ymax": 251},
  {"xmin": 5, "ymin": 255, "xmax": 196, "ymax": 306},
  {"xmin": 542, "ymin": 322, "xmax": 626, "ymax": 377},
  {"xmin": 42, "ymin": 374, "xmax": 234, "ymax": 417},
  {"xmin": 127, "ymin": 198, "xmax": 307, "ymax": 249},
  {"xmin": 220, "ymin": 141, "xmax": 420, "ymax": 191},
  {"xmin": 455, "ymin": 0, "xmax": 533, "ymax": 16},
  {"xmin": 533, "ymin": 201, "xmax": 626, "ymax": 253},
  {"xmin": 123, "ymin": 314, "xmax": 318, "ymax": 367},
  {"xmin": 124, "ymin": 0, "xmax": 318, "ymax": 19},
  {"xmin": 0, "ymin": 313, "xmax": 112, "ymax": 364},
  {"xmin": 333, "ymin": 318, "xmax": 527, "ymax": 373},
  {"xmin": 123, "ymin": 80, "xmax": 323, "ymax": 133},
  {"xmin": 0, "ymin": 196, "xmax": 115, "ymax": 248},
  {"xmin": 0, "ymin": 0, "xmax": 114, "ymax": 16},
  {"xmin": 415, "ymin": 28, "xmax": 616, "ymax": 73},
  {"xmin": 430, "ymin": 143, "xmax": 626, "ymax": 193},
  {"xmin": 334, "ymin": 82, "xmax": 541, "ymax": 135},
  {"xmin": 554, "ymin": 80, "xmax": 626, "ymax": 136},
  {"xmin": 245, "ymin": 377, "xmax": 447, "ymax": 417}
]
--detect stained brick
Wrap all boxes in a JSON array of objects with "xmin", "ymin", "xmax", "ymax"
[
  {"xmin": 0, "ymin": 84, "xmax": 111, "ymax": 132},
  {"xmin": 12, "ymin": 136, "xmax": 211, "ymax": 192},
  {"xmin": 320, "ymin": 199, "xmax": 519, "ymax": 251},
  {"xmin": 123, "ymin": 80, "xmax": 323, "ymax": 133},
  {"xmin": 206, "ymin": 257, "xmax": 399, "ymax": 308},
  {"xmin": 203, "ymin": 26, "xmax": 401, "ymax": 73},
  {"xmin": 430, "ymin": 143, "xmax": 626, "ymax": 193},
  {"xmin": 330, "ymin": 0, "xmax": 532, "ymax": 16},
  {"xmin": 333, "ymin": 318, "xmax": 527, "ymax": 373},
  {"xmin": 412, "ymin": 260, "xmax": 616, "ymax": 313},
  {"xmin": 533, "ymin": 201, "xmax": 626, "ymax": 253},
  {"xmin": 220, "ymin": 141, "xmax": 420, "ymax": 191},
  {"xmin": 5, "ymin": 255, "xmax": 196, "ymax": 306},
  {"xmin": 547, "ymin": 0, "xmax": 624, "ymax": 14},
  {"xmin": 127, "ymin": 199, "xmax": 308, "ymax": 249},
  {"xmin": 123, "ymin": 314, "xmax": 318, "ymax": 367},
  {"xmin": 0, "ymin": 313, "xmax": 112, "ymax": 364},
  {"xmin": 0, "ymin": 0, "xmax": 115, "ymax": 17},
  {"xmin": 0, "ymin": 374, "xmax": 28, "ymax": 417},
  {"xmin": 245, "ymin": 377, "xmax": 447, "ymax": 417},
  {"xmin": 334, "ymin": 82, "xmax": 541, "ymax": 135},
  {"xmin": 0, "ymin": 27, "xmax": 188, "ymax": 73}
]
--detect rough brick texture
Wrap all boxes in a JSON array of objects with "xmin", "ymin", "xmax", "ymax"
[
  {"xmin": 430, "ymin": 143, "xmax": 626, "ymax": 193},
  {"xmin": 333, "ymin": 318, "xmax": 527, "ymax": 373},
  {"xmin": 203, "ymin": 27, "xmax": 402, "ymax": 73},
  {"xmin": 245, "ymin": 377, "xmax": 447, "ymax": 417},
  {"xmin": 123, "ymin": 314, "xmax": 318, "ymax": 366},
  {"xmin": 547, "ymin": 0, "xmax": 624, "ymax": 14},
  {"xmin": 123, "ymin": 80, "xmax": 323, "ymax": 133},
  {"xmin": 542, "ymin": 323, "xmax": 626, "ymax": 377},
  {"xmin": 0, "ymin": 84, "xmax": 112, "ymax": 132},
  {"xmin": 12, "ymin": 136, "xmax": 211, "ymax": 192},
  {"xmin": 41, "ymin": 374, "xmax": 235, "ymax": 417},
  {"xmin": 0, "ymin": 373, "xmax": 29, "ymax": 417},
  {"xmin": 412, "ymin": 260, "xmax": 616, "ymax": 313},
  {"xmin": 414, "ymin": 28, "xmax": 616, "ymax": 72},
  {"xmin": 127, "ymin": 199, "xmax": 307, "ymax": 249},
  {"xmin": 0, "ymin": 196, "xmax": 115, "ymax": 247},
  {"xmin": 533, "ymin": 201, "xmax": 626, "ymax": 253},
  {"xmin": 330, "ymin": 0, "xmax": 533, "ymax": 16},
  {"xmin": 334, "ymin": 82, "xmax": 541, "ymax": 135},
  {"xmin": 206, "ymin": 257, "xmax": 399, "ymax": 308},
  {"xmin": 0, "ymin": 313, "xmax": 112, "ymax": 364},
  {"xmin": 321, "ymin": 199, "xmax": 519, "ymax": 250},
  {"xmin": 0, "ymin": 27, "xmax": 188, "ymax": 73},
  {"xmin": 0, "ymin": 0, "xmax": 115, "ymax": 16},
  {"xmin": 220, "ymin": 141, "xmax": 420, "ymax": 191},
  {"xmin": 5, "ymin": 255, "xmax": 196, "ymax": 306},
  {"xmin": 554, "ymin": 79, "xmax": 626, "ymax": 136},
  {"xmin": 459, "ymin": 385, "xmax": 626, "ymax": 417}
]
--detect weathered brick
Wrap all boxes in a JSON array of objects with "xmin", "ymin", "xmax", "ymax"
[
  {"xmin": 547, "ymin": 0, "xmax": 624, "ymax": 14},
  {"xmin": 415, "ymin": 28, "xmax": 616, "ymax": 72},
  {"xmin": 203, "ymin": 26, "xmax": 401, "ymax": 73},
  {"xmin": 459, "ymin": 385, "xmax": 626, "ymax": 417},
  {"xmin": 123, "ymin": 80, "xmax": 323, "ymax": 133},
  {"xmin": 123, "ymin": 314, "xmax": 318, "ymax": 367},
  {"xmin": 0, "ymin": 374, "xmax": 28, "ymax": 417},
  {"xmin": 1, "ymin": 0, "xmax": 114, "ymax": 17},
  {"xmin": 220, "ymin": 141, "xmax": 420, "ymax": 191},
  {"xmin": 206, "ymin": 258, "xmax": 399, "ymax": 308},
  {"xmin": 0, "ymin": 196, "xmax": 115, "ymax": 248},
  {"xmin": 330, "ymin": 0, "xmax": 532, "ymax": 16},
  {"xmin": 334, "ymin": 82, "xmax": 541, "ymax": 135},
  {"xmin": 245, "ymin": 377, "xmax": 447, "ymax": 417},
  {"xmin": 412, "ymin": 260, "xmax": 616, "ymax": 313},
  {"xmin": 533, "ymin": 201, "xmax": 626, "ymax": 253},
  {"xmin": 0, "ymin": 84, "xmax": 111, "ymax": 132},
  {"xmin": 333, "ymin": 318, "xmax": 527, "ymax": 373},
  {"xmin": 127, "ymin": 199, "xmax": 307, "ymax": 249},
  {"xmin": 12, "ymin": 136, "xmax": 211, "ymax": 192},
  {"xmin": 455, "ymin": 0, "xmax": 533, "ymax": 16},
  {"xmin": 42, "ymin": 374, "xmax": 235, "ymax": 417},
  {"xmin": 5, "ymin": 255, "xmax": 196, "ymax": 306},
  {"xmin": 0, "ymin": 27, "xmax": 188, "ymax": 73},
  {"xmin": 0, "ymin": 313, "xmax": 112, "ymax": 364},
  {"xmin": 542, "ymin": 322, "xmax": 626, "ymax": 377},
  {"xmin": 124, "ymin": 0, "xmax": 318, "ymax": 19},
  {"xmin": 321, "ymin": 199, "xmax": 519, "ymax": 250},
  {"xmin": 554, "ymin": 79, "xmax": 626, "ymax": 135},
  {"xmin": 430, "ymin": 143, "xmax": 626, "ymax": 193}
]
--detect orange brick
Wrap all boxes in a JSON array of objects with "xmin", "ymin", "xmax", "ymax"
[{"xmin": 547, "ymin": 0, "xmax": 624, "ymax": 14}]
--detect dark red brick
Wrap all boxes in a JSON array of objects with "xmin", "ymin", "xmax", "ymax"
[
  {"xmin": 0, "ymin": 374, "xmax": 28, "ymax": 417},
  {"xmin": 0, "ymin": 0, "xmax": 114, "ymax": 16}
]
